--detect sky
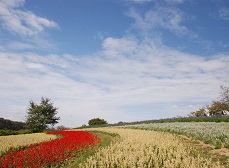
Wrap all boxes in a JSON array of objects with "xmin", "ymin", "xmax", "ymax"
[{"xmin": 0, "ymin": 0, "xmax": 229, "ymax": 128}]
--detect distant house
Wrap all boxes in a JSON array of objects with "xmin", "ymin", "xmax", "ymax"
[
  {"xmin": 204, "ymin": 108, "xmax": 229, "ymax": 117},
  {"xmin": 204, "ymin": 108, "xmax": 210, "ymax": 117},
  {"xmin": 222, "ymin": 110, "xmax": 229, "ymax": 115},
  {"xmin": 211, "ymin": 110, "xmax": 229, "ymax": 117}
]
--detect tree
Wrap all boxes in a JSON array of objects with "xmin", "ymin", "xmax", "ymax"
[
  {"xmin": 219, "ymin": 85, "xmax": 229, "ymax": 105},
  {"xmin": 88, "ymin": 118, "xmax": 108, "ymax": 126},
  {"xmin": 56, "ymin": 125, "xmax": 69, "ymax": 130},
  {"xmin": 208, "ymin": 85, "xmax": 229, "ymax": 115},
  {"xmin": 189, "ymin": 85, "xmax": 229, "ymax": 117},
  {"xmin": 25, "ymin": 97, "xmax": 60, "ymax": 132},
  {"xmin": 0, "ymin": 118, "xmax": 25, "ymax": 130},
  {"xmin": 209, "ymin": 101, "xmax": 229, "ymax": 115},
  {"xmin": 189, "ymin": 108, "xmax": 206, "ymax": 117}
]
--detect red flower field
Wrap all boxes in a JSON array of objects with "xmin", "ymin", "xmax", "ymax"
[{"xmin": 0, "ymin": 130, "xmax": 100, "ymax": 168}]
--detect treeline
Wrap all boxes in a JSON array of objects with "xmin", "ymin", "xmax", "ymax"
[
  {"xmin": 0, "ymin": 118, "xmax": 25, "ymax": 130},
  {"xmin": 125, "ymin": 116, "xmax": 229, "ymax": 125},
  {"xmin": 76, "ymin": 116, "xmax": 229, "ymax": 129},
  {"xmin": 0, "ymin": 117, "xmax": 69, "ymax": 136},
  {"xmin": 190, "ymin": 85, "xmax": 229, "ymax": 117},
  {"xmin": 0, "ymin": 118, "xmax": 31, "ymax": 136},
  {"xmin": 0, "ymin": 129, "xmax": 34, "ymax": 136}
]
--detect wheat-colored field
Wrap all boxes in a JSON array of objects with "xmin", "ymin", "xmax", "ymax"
[
  {"xmin": 79, "ymin": 128, "xmax": 224, "ymax": 168},
  {"xmin": 0, "ymin": 133, "xmax": 57, "ymax": 153}
]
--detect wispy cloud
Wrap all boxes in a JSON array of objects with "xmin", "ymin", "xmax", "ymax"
[
  {"xmin": 0, "ymin": 0, "xmax": 58, "ymax": 36},
  {"xmin": 1, "ymin": 0, "xmax": 228, "ymax": 127},
  {"xmin": 6, "ymin": 41, "xmax": 34, "ymax": 50},
  {"xmin": 218, "ymin": 7, "xmax": 229, "ymax": 21},
  {"xmin": 127, "ymin": 6, "xmax": 189, "ymax": 37},
  {"xmin": 165, "ymin": 0, "xmax": 186, "ymax": 4},
  {"xmin": 126, "ymin": 0, "xmax": 153, "ymax": 4},
  {"xmin": 127, "ymin": 5, "xmax": 219, "ymax": 54},
  {"xmin": 1, "ymin": 36, "xmax": 228, "ymax": 126}
]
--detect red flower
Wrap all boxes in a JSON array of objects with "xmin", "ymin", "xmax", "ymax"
[{"xmin": 0, "ymin": 131, "xmax": 100, "ymax": 168}]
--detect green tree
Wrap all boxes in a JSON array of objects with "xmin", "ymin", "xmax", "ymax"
[
  {"xmin": 0, "ymin": 118, "xmax": 25, "ymax": 130},
  {"xmin": 209, "ymin": 101, "xmax": 229, "ymax": 115},
  {"xmin": 88, "ymin": 118, "xmax": 108, "ymax": 126},
  {"xmin": 189, "ymin": 85, "xmax": 229, "ymax": 117},
  {"xmin": 208, "ymin": 85, "xmax": 229, "ymax": 115},
  {"xmin": 56, "ymin": 125, "xmax": 69, "ymax": 130},
  {"xmin": 190, "ymin": 108, "xmax": 206, "ymax": 117},
  {"xmin": 25, "ymin": 97, "xmax": 60, "ymax": 132}
]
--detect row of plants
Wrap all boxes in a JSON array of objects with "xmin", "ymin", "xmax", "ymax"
[
  {"xmin": 115, "ymin": 116, "xmax": 229, "ymax": 126},
  {"xmin": 0, "ymin": 118, "xmax": 25, "ymax": 131},
  {"xmin": 0, "ymin": 129, "xmax": 34, "ymax": 136},
  {"xmin": 0, "ymin": 130, "xmax": 100, "ymax": 168},
  {"xmin": 67, "ymin": 130, "xmax": 119, "ymax": 167},
  {"xmin": 119, "ymin": 122, "xmax": 229, "ymax": 149},
  {"xmin": 79, "ymin": 128, "xmax": 225, "ymax": 168},
  {"xmin": 149, "ymin": 116, "xmax": 229, "ymax": 123},
  {"xmin": 76, "ymin": 117, "xmax": 229, "ymax": 130}
]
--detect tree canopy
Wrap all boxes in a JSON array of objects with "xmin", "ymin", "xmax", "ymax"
[
  {"xmin": 25, "ymin": 97, "xmax": 60, "ymax": 132},
  {"xmin": 88, "ymin": 118, "xmax": 108, "ymax": 126},
  {"xmin": 190, "ymin": 85, "xmax": 229, "ymax": 117},
  {"xmin": 0, "ymin": 118, "xmax": 25, "ymax": 130},
  {"xmin": 219, "ymin": 85, "xmax": 229, "ymax": 105}
]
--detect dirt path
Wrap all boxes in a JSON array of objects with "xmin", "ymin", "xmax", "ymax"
[{"xmin": 178, "ymin": 134, "xmax": 229, "ymax": 165}]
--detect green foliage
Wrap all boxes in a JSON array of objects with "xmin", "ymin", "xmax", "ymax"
[
  {"xmin": 190, "ymin": 85, "xmax": 229, "ymax": 117},
  {"xmin": 99, "ymin": 116, "xmax": 229, "ymax": 128},
  {"xmin": 0, "ymin": 118, "xmax": 25, "ymax": 130},
  {"xmin": 25, "ymin": 97, "xmax": 60, "ymax": 132},
  {"xmin": 161, "ymin": 117, "xmax": 229, "ymax": 122},
  {"xmin": 88, "ymin": 118, "xmax": 108, "ymax": 126},
  {"xmin": 192, "ymin": 108, "xmax": 206, "ymax": 117},
  {"xmin": 0, "ymin": 129, "xmax": 33, "ymax": 136},
  {"xmin": 209, "ymin": 101, "xmax": 229, "ymax": 115},
  {"xmin": 56, "ymin": 125, "xmax": 69, "ymax": 130}
]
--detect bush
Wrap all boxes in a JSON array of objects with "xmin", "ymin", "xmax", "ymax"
[
  {"xmin": 0, "ymin": 129, "xmax": 33, "ymax": 136},
  {"xmin": 88, "ymin": 118, "xmax": 108, "ymax": 126}
]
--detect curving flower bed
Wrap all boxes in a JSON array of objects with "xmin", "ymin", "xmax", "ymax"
[{"xmin": 0, "ymin": 130, "xmax": 100, "ymax": 168}]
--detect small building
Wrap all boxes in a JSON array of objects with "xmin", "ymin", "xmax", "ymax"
[{"xmin": 222, "ymin": 110, "xmax": 229, "ymax": 115}]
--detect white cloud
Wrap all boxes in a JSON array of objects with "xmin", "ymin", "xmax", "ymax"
[
  {"xmin": 93, "ymin": 32, "xmax": 109, "ymax": 41},
  {"xmin": 0, "ymin": 0, "xmax": 58, "ymax": 36},
  {"xmin": 126, "ymin": 0, "xmax": 153, "ymax": 4},
  {"xmin": 127, "ymin": 0, "xmax": 186, "ymax": 5},
  {"xmin": 1, "ymin": 0, "xmax": 228, "ymax": 127},
  {"xmin": 165, "ymin": 0, "xmax": 186, "ymax": 4},
  {"xmin": 218, "ymin": 7, "xmax": 229, "ymax": 21},
  {"xmin": 127, "ymin": 6, "xmax": 217, "ymax": 53},
  {"xmin": 1, "ymin": 37, "xmax": 228, "ymax": 127},
  {"xmin": 7, "ymin": 41, "xmax": 34, "ymax": 50},
  {"xmin": 102, "ymin": 37, "xmax": 138, "ymax": 57},
  {"xmin": 0, "ymin": 0, "xmax": 24, "ymax": 8},
  {"xmin": 127, "ymin": 7, "xmax": 189, "ymax": 36}
]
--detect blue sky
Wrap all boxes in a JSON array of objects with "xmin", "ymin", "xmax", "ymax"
[{"xmin": 0, "ymin": 0, "xmax": 229, "ymax": 127}]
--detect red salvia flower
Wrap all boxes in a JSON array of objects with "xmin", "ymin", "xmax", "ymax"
[{"xmin": 0, "ymin": 131, "xmax": 100, "ymax": 168}]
